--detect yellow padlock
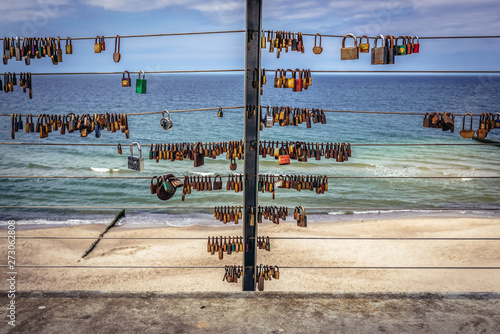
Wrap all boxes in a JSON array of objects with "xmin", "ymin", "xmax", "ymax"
[{"xmin": 94, "ymin": 37, "xmax": 102, "ymax": 53}]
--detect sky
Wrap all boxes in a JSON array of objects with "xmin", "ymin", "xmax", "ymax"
[{"xmin": 0, "ymin": 0, "xmax": 499, "ymax": 73}]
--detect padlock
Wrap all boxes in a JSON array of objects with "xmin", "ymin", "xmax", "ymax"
[
  {"xmin": 213, "ymin": 175, "xmax": 223, "ymax": 190},
  {"xmin": 157, "ymin": 174, "xmax": 180, "ymax": 200},
  {"xmin": 371, "ymin": 34, "xmax": 387, "ymax": 65},
  {"xmin": 15, "ymin": 36, "xmax": 21, "ymax": 61},
  {"xmin": 294, "ymin": 69, "xmax": 303, "ymax": 92},
  {"xmin": 94, "ymin": 36, "xmax": 102, "ymax": 53},
  {"xmin": 340, "ymin": 33, "xmax": 359, "ymax": 60},
  {"xmin": 385, "ymin": 35, "xmax": 395, "ymax": 64},
  {"xmin": 160, "ymin": 109, "xmax": 173, "ymax": 130},
  {"xmin": 67, "ymin": 113, "xmax": 76, "ymax": 133},
  {"xmin": 297, "ymin": 206, "xmax": 307, "ymax": 227},
  {"xmin": 194, "ymin": 142, "xmax": 204, "ymax": 167},
  {"xmin": 279, "ymin": 153, "xmax": 290, "ymax": 165},
  {"xmin": 261, "ymin": 30, "xmax": 266, "ymax": 48},
  {"xmin": 136, "ymin": 70, "xmax": 147, "ymax": 94},
  {"xmin": 56, "ymin": 36, "xmax": 63, "ymax": 62},
  {"xmin": 312, "ymin": 33, "xmax": 323, "ymax": 54},
  {"xmin": 4, "ymin": 38, "xmax": 11, "ymax": 60},
  {"xmin": 284, "ymin": 69, "xmax": 295, "ymax": 89},
  {"xmin": 101, "ymin": 36, "xmax": 106, "ymax": 51},
  {"xmin": 128, "ymin": 142, "xmax": 145, "ymax": 171},
  {"xmin": 274, "ymin": 68, "xmax": 282, "ymax": 88},
  {"xmin": 65, "ymin": 37, "xmax": 72, "ymax": 54},
  {"xmin": 113, "ymin": 35, "xmax": 121, "ymax": 63},
  {"xmin": 405, "ymin": 36, "xmax": 413, "ymax": 55},
  {"xmin": 217, "ymin": 107, "xmax": 223, "ymax": 117},
  {"xmin": 122, "ymin": 71, "xmax": 131, "ymax": 87},
  {"xmin": 493, "ymin": 113, "xmax": 500, "ymax": 129},
  {"xmin": 412, "ymin": 36, "xmax": 420, "ymax": 53},
  {"xmin": 396, "ymin": 36, "xmax": 407, "ymax": 55},
  {"xmin": 261, "ymin": 69, "xmax": 266, "ymax": 85},
  {"xmin": 265, "ymin": 106, "xmax": 274, "ymax": 128},
  {"xmin": 359, "ymin": 35, "xmax": 370, "ymax": 53},
  {"xmin": 476, "ymin": 113, "xmax": 489, "ymax": 139}
]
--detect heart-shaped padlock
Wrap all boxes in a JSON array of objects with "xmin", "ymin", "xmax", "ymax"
[{"xmin": 160, "ymin": 110, "xmax": 173, "ymax": 130}]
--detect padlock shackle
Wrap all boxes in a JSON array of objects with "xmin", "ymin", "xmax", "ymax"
[
  {"xmin": 123, "ymin": 70, "xmax": 130, "ymax": 79},
  {"xmin": 412, "ymin": 36, "xmax": 419, "ymax": 43},
  {"xmin": 314, "ymin": 33, "xmax": 321, "ymax": 47},
  {"xmin": 385, "ymin": 35, "xmax": 395, "ymax": 49},
  {"xmin": 115, "ymin": 35, "xmax": 120, "ymax": 53},
  {"xmin": 359, "ymin": 35, "xmax": 369, "ymax": 44},
  {"xmin": 130, "ymin": 142, "xmax": 142, "ymax": 158},
  {"xmin": 342, "ymin": 33, "xmax": 357, "ymax": 48},
  {"xmin": 374, "ymin": 34, "xmax": 385, "ymax": 48},
  {"xmin": 162, "ymin": 109, "xmax": 170, "ymax": 119},
  {"xmin": 139, "ymin": 70, "xmax": 145, "ymax": 79}
]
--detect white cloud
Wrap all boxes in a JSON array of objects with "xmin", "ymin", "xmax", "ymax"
[{"xmin": 0, "ymin": 0, "xmax": 70, "ymax": 23}]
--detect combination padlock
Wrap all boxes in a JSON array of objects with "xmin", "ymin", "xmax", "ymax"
[{"xmin": 160, "ymin": 110, "xmax": 173, "ymax": 130}]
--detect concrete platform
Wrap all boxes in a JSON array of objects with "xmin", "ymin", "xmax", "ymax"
[{"xmin": 3, "ymin": 291, "xmax": 500, "ymax": 333}]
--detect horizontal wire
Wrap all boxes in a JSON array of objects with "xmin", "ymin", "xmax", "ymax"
[
  {"xmin": 1, "ymin": 265, "xmax": 223, "ymax": 269},
  {"xmin": 0, "ymin": 175, "xmax": 498, "ymax": 180},
  {"xmin": 0, "ymin": 206, "xmax": 497, "ymax": 211},
  {"xmin": 0, "ymin": 142, "xmax": 498, "ymax": 147},
  {"xmin": 8, "ymin": 236, "xmax": 500, "ymax": 241},
  {"xmin": 4, "ymin": 31, "xmax": 499, "ymax": 42},
  {"xmin": 0, "ymin": 105, "xmax": 243, "ymax": 117},
  {"xmin": 2, "ymin": 265, "xmax": 499, "ymax": 270},
  {"xmin": 2, "ymin": 70, "xmax": 499, "ymax": 78},
  {"xmin": 279, "ymin": 266, "xmax": 500, "ymax": 270},
  {"xmin": 1, "ymin": 30, "xmax": 246, "ymax": 41},
  {"xmin": 28, "ymin": 69, "xmax": 245, "ymax": 76},
  {"xmin": 264, "ymin": 31, "xmax": 500, "ymax": 40}
]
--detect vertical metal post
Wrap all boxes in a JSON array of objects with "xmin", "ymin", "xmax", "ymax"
[{"xmin": 243, "ymin": 0, "xmax": 262, "ymax": 291}]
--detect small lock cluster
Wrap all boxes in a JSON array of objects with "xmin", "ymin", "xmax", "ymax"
[
  {"xmin": 11, "ymin": 112, "xmax": 129, "ymax": 140},
  {"xmin": 258, "ymin": 174, "xmax": 329, "ymax": 198},
  {"xmin": 455, "ymin": 112, "xmax": 499, "ymax": 140},
  {"xmin": 149, "ymin": 173, "xmax": 184, "ymax": 199},
  {"xmin": 257, "ymin": 206, "xmax": 289, "ymax": 224},
  {"xmin": 259, "ymin": 141, "xmax": 351, "ymax": 163},
  {"xmin": 370, "ymin": 34, "xmax": 420, "ymax": 65},
  {"xmin": 223, "ymin": 265, "xmax": 244, "ymax": 284},
  {"xmin": 214, "ymin": 206, "xmax": 243, "ymax": 224},
  {"xmin": 263, "ymin": 31, "xmax": 305, "ymax": 57},
  {"xmin": 148, "ymin": 140, "xmax": 245, "ymax": 170},
  {"xmin": 261, "ymin": 106, "xmax": 326, "ymax": 129},
  {"xmin": 257, "ymin": 264, "xmax": 280, "ymax": 291},
  {"xmin": 95, "ymin": 35, "xmax": 122, "ymax": 63},
  {"xmin": 121, "ymin": 70, "xmax": 147, "ymax": 94},
  {"xmin": 2, "ymin": 36, "xmax": 70, "ymax": 66},
  {"xmin": 3, "ymin": 72, "xmax": 32, "ymax": 98},
  {"xmin": 272, "ymin": 68, "xmax": 312, "ymax": 91},
  {"xmin": 294, "ymin": 206, "xmax": 307, "ymax": 227},
  {"xmin": 256, "ymin": 236, "xmax": 271, "ymax": 251},
  {"xmin": 207, "ymin": 236, "xmax": 244, "ymax": 260},
  {"xmin": 422, "ymin": 112, "xmax": 455, "ymax": 133}
]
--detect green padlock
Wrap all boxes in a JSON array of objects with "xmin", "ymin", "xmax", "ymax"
[
  {"xmin": 396, "ymin": 36, "xmax": 407, "ymax": 56},
  {"xmin": 136, "ymin": 70, "xmax": 147, "ymax": 94}
]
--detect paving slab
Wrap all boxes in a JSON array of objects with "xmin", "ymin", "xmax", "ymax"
[{"xmin": 2, "ymin": 291, "xmax": 500, "ymax": 334}]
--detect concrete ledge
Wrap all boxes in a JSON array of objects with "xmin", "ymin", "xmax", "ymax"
[{"xmin": 4, "ymin": 291, "xmax": 500, "ymax": 333}]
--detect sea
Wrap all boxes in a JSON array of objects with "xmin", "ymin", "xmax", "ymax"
[{"xmin": 1, "ymin": 74, "xmax": 499, "ymax": 228}]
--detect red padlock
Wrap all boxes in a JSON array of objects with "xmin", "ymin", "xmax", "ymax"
[
  {"xmin": 278, "ymin": 154, "xmax": 290, "ymax": 165},
  {"xmin": 412, "ymin": 36, "xmax": 420, "ymax": 53},
  {"xmin": 294, "ymin": 68, "xmax": 303, "ymax": 92}
]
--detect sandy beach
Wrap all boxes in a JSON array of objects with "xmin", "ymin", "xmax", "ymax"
[{"xmin": 2, "ymin": 217, "xmax": 500, "ymax": 293}]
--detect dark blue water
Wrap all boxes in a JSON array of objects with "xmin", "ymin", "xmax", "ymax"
[{"xmin": 0, "ymin": 74, "xmax": 499, "ymax": 226}]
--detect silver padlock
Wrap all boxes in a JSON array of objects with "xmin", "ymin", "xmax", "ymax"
[
  {"xmin": 15, "ymin": 36, "xmax": 21, "ymax": 61},
  {"xmin": 128, "ymin": 142, "xmax": 144, "ymax": 171},
  {"xmin": 265, "ymin": 105, "xmax": 273, "ymax": 128},
  {"xmin": 160, "ymin": 110, "xmax": 173, "ymax": 131}
]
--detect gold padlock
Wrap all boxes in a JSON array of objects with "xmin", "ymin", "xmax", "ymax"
[{"xmin": 94, "ymin": 36, "xmax": 102, "ymax": 53}]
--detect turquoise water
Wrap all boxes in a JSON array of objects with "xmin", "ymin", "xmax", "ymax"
[{"xmin": 0, "ymin": 74, "xmax": 499, "ymax": 226}]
